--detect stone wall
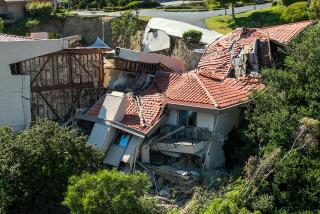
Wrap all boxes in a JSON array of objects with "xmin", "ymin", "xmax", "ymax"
[{"xmin": 30, "ymin": 16, "xmax": 114, "ymax": 46}]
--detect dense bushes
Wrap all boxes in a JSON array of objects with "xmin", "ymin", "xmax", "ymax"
[
  {"xmin": 310, "ymin": 0, "xmax": 320, "ymax": 18},
  {"xmin": 111, "ymin": 10, "xmax": 141, "ymax": 47},
  {"xmin": 26, "ymin": 1, "xmax": 53, "ymax": 17},
  {"xmin": 0, "ymin": 120, "xmax": 103, "ymax": 213},
  {"xmin": 280, "ymin": 0, "xmax": 302, "ymax": 6},
  {"xmin": 182, "ymin": 30, "xmax": 203, "ymax": 43},
  {"xmin": 281, "ymin": 2, "xmax": 310, "ymax": 23},
  {"xmin": 77, "ymin": 0, "xmax": 158, "ymax": 10},
  {"xmin": 0, "ymin": 18, "xmax": 3, "ymax": 33},
  {"xmin": 63, "ymin": 170, "xmax": 155, "ymax": 214},
  {"xmin": 203, "ymin": 22, "xmax": 320, "ymax": 214}
]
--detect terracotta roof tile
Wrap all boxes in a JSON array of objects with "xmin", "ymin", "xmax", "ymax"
[
  {"xmin": 196, "ymin": 29, "xmax": 269, "ymax": 80},
  {"xmin": 259, "ymin": 20, "xmax": 315, "ymax": 44},
  {"xmin": 120, "ymin": 86, "xmax": 164, "ymax": 133}
]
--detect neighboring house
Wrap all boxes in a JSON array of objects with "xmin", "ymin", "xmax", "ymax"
[
  {"xmin": 0, "ymin": 34, "xmax": 105, "ymax": 131},
  {"xmin": 0, "ymin": 0, "xmax": 28, "ymax": 23},
  {"xmin": 77, "ymin": 20, "xmax": 315, "ymax": 172}
]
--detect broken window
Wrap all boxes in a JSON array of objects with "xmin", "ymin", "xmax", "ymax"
[
  {"xmin": 178, "ymin": 110, "xmax": 197, "ymax": 127},
  {"xmin": 113, "ymin": 131, "xmax": 131, "ymax": 148},
  {"xmin": 10, "ymin": 63, "xmax": 22, "ymax": 75}
]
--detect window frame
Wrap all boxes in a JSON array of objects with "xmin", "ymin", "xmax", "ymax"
[{"xmin": 177, "ymin": 110, "xmax": 197, "ymax": 127}]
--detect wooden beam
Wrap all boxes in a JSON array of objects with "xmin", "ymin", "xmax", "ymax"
[
  {"xmin": 38, "ymin": 92, "xmax": 61, "ymax": 120},
  {"xmin": 31, "ymin": 56, "xmax": 51, "ymax": 85},
  {"xmin": 72, "ymin": 55, "xmax": 94, "ymax": 81}
]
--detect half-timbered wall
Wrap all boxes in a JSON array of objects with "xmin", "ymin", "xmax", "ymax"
[{"xmin": 19, "ymin": 48, "xmax": 105, "ymax": 121}]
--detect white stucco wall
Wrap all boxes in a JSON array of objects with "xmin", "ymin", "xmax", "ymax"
[
  {"xmin": 87, "ymin": 123, "xmax": 117, "ymax": 152},
  {"xmin": 0, "ymin": 39, "xmax": 67, "ymax": 130}
]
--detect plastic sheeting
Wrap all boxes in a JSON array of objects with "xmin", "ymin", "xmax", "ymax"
[
  {"xmin": 142, "ymin": 18, "xmax": 223, "ymax": 52},
  {"xmin": 88, "ymin": 37, "xmax": 113, "ymax": 50}
]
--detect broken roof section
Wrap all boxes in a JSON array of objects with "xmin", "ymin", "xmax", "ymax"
[
  {"xmin": 197, "ymin": 28, "xmax": 271, "ymax": 81},
  {"xmin": 259, "ymin": 20, "xmax": 316, "ymax": 44},
  {"xmin": 115, "ymin": 48, "xmax": 185, "ymax": 73},
  {"xmin": 141, "ymin": 18, "xmax": 222, "ymax": 52},
  {"xmin": 86, "ymin": 21, "xmax": 314, "ymax": 136}
]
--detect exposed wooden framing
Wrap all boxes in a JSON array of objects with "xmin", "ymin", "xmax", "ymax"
[
  {"xmin": 19, "ymin": 48, "xmax": 105, "ymax": 121},
  {"xmin": 39, "ymin": 92, "xmax": 61, "ymax": 120},
  {"xmin": 31, "ymin": 56, "xmax": 51, "ymax": 85}
]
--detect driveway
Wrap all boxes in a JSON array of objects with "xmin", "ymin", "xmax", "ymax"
[{"xmin": 73, "ymin": 3, "xmax": 271, "ymax": 29}]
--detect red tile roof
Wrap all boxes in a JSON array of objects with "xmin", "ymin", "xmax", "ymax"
[
  {"xmin": 155, "ymin": 72, "xmax": 263, "ymax": 109},
  {"xmin": 259, "ymin": 20, "xmax": 315, "ymax": 44},
  {"xmin": 0, "ymin": 34, "xmax": 36, "ymax": 42},
  {"xmin": 197, "ymin": 28, "xmax": 269, "ymax": 80},
  {"xmin": 121, "ymin": 87, "xmax": 164, "ymax": 133}
]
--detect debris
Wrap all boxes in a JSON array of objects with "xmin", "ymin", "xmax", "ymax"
[{"xmin": 159, "ymin": 189, "xmax": 171, "ymax": 198}]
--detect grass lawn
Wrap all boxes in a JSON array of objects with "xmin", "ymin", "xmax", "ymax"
[
  {"xmin": 205, "ymin": 6, "xmax": 284, "ymax": 34},
  {"xmin": 139, "ymin": 16, "xmax": 153, "ymax": 22}
]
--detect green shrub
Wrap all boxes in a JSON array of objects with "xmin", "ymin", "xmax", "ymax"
[
  {"xmin": 26, "ymin": 1, "xmax": 53, "ymax": 17},
  {"xmin": 280, "ymin": 2, "xmax": 309, "ymax": 23},
  {"xmin": 310, "ymin": 0, "xmax": 320, "ymax": 18},
  {"xmin": 183, "ymin": 29, "xmax": 203, "ymax": 43},
  {"xmin": 25, "ymin": 18, "xmax": 40, "ymax": 28},
  {"xmin": 63, "ymin": 169, "xmax": 154, "ymax": 214},
  {"xmin": 280, "ymin": 0, "xmax": 304, "ymax": 6},
  {"xmin": 0, "ymin": 18, "xmax": 3, "ymax": 33},
  {"xmin": 104, "ymin": 5, "xmax": 128, "ymax": 11},
  {"xmin": 48, "ymin": 32, "xmax": 59, "ymax": 39},
  {"xmin": 127, "ymin": 0, "xmax": 159, "ymax": 9},
  {"xmin": 0, "ymin": 120, "xmax": 103, "ymax": 212}
]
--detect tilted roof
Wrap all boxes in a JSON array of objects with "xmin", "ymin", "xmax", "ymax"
[
  {"xmin": 196, "ymin": 28, "xmax": 269, "ymax": 81},
  {"xmin": 87, "ymin": 21, "xmax": 314, "ymax": 134},
  {"xmin": 259, "ymin": 20, "xmax": 315, "ymax": 44}
]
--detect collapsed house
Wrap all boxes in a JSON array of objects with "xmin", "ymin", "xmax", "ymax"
[
  {"xmin": 0, "ymin": 33, "xmax": 109, "ymax": 130},
  {"xmin": 0, "ymin": 20, "xmax": 314, "ymax": 190},
  {"xmin": 75, "ymin": 20, "xmax": 315, "ymax": 182}
]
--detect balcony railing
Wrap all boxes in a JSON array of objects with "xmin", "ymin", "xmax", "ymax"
[{"xmin": 150, "ymin": 125, "xmax": 212, "ymax": 146}]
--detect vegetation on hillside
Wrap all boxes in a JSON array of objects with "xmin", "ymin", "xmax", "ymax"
[
  {"xmin": 0, "ymin": 120, "xmax": 103, "ymax": 213},
  {"xmin": 63, "ymin": 170, "xmax": 158, "ymax": 214},
  {"xmin": 281, "ymin": 2, "xmax": 310, "ymax": 23},
  {"xmin": 202, "ymin": 22, "xmax": 320, "ymax": 214},
  {"xmin": 111, "ymin": 10, "xmax": 142, "ymax": 48},
  {"xmin": 205, "ymin": 6, "xmax": 284, "ymax": 34}
]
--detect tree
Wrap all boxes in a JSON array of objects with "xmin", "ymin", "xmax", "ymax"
[
  {"xmin": 63, "ymin": 169, "xmax": 157, "ymax": 214},
  {"xmin": 245, "ymin": 23, "xmax": 320, "ymax": 151},
  {"xmin": 0, "ymin": 120, "xmax": 103, "ymax": 213},
  {"xmin": 111, "ymin": 10, "xmax": 141, "ymax": 48}
]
